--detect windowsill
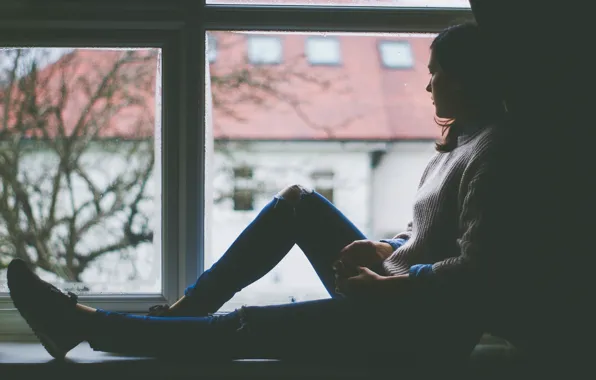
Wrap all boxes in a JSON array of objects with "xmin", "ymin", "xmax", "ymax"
[
  {"xmin": 0, "ymin": 337, "xmax": 525, "ymax": 379},
  {"xmin": 0, "ymin": 335, "xmax": 521, "ymax": 360},
  {"xmin": 0, "ymin": 342, "xmax": 288, "ymax": 378}
]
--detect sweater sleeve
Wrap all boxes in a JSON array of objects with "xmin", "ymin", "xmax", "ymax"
[
  {"xmin": 411, "ymin": 154, "xmax": 495, "ymax": 282},
  {"xmin": 379, "ymin": 238, "xmax": 408, "ymax": 251}
]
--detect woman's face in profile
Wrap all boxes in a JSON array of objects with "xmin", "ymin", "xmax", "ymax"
[{"xmin": 426, "ymin": 49, "xmax": 460, "ymax": 119}]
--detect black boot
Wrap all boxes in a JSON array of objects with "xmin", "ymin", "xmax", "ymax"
[{"xmin": 7, "ymin": 259, "xmax": 85, "ymax": 360}]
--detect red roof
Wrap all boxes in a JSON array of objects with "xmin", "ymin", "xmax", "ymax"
[
  {"xmin": 0, "ymin": 49, "xmax": 157, "ymax": 140},
  {"xmin": 2, "ymin": 32, "xmax": 441, "ymax": 141},
  {"xmin": 211, "ymin": 32, "xmax": 439, "ymax": 140}
]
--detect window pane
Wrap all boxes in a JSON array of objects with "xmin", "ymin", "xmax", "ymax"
[
  {"xmin": 379, "ymin": 41, "xmax": 414, "ymax": 69},
  {"xmin": 247, "ymin": 35, "xmax": 283, "ymax": 64},
  {"xmin": 306, "ymin": 37, "xmax": 342, "ymax": 66},
  {"xmin": 312, "ymin": 170, "xmax": 335, "ymax": 203},
  {"xmin": 0, "ymin": 48, "xmax": 162, "ymax": 294},
  {"xmin": 205, "ymin": 31, "xmax": 439, "ymax": 310},
  {"xmin": 207, "ymin": 0, "xmax": 470, "ymax": 7},
  {"xmin": 233, "ymin": 166, "xmax": 255, "ymax": 210}
]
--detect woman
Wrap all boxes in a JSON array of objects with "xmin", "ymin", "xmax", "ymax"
[{"xmin": 7, "ymin": 22, "xmax": 508, "ymax": 363}]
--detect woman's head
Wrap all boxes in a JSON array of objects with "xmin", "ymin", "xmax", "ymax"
[{"xmin": 427, "ymin": 22, "xmax": 505, "ymax": 151}]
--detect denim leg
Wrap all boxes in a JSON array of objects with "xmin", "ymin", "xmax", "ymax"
[
  {"xmin": 234, "ymin": 298, "xmax": 397, "ymax": 362},
  {"xmin": 85, "ymin": 297, "xmax": 481, "ymax": 363},
  {"xmin": 86, "ymin": 309, "xmax": 244, "ymax": 358},
  {"xmin": 86, "ymin": 298, "xmax": 393, "ymax": 361},
  {"xmin": 294, "ymin": 191, "xmax": 368, "ymax": 295},
  {"xmin": 184, "ymin": 195, "xmax": 297, "ymax": 313},
  {"xmin": 237, "ymin": 296, "xmax": 483, "ymax": 363},
  {"xmin": 184, "ymin": 189, "xmax": 368, "ymax": 313}
]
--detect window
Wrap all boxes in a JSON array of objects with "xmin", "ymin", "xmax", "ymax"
[
  {"xmin": 0, "ymin": 0, "xmax": 473, "ymax": 337},
  {"xmin": 207, "ymin": 32, "xmax": 217, "ymax": 63},
  {"xmin": 0, "ymin": 48, "xmax": 162, "ymax": 295},
  {"xmin": 233, "ymin": 167, "xmax": 255, "ymax": 211},
  {"xmin": 379, "ymin": 40, "xmax": 414, "ymax": 69},
  {"xmin": 311, "ymin": 170, "xmax": 335, "ymax": 202},
  {"xmin": 306, "ymin": 37, "xmax": 342, "ymax": 65},
  {"xmin": 247, "ymin": 35, "xmax": 283, "ymax": 64}
]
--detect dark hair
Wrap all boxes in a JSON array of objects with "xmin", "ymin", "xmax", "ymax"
[{"xmin": 431, "ymin": 22, "xmax": 506, "ymax": 152}]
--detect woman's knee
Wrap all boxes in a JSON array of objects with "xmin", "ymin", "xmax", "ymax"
[{"xmin": 276, "ymin": 184, "xmax": 313, "ymax": 205}]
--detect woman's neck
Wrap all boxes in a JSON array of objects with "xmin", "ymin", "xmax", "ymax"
[
  {"xmin": 456, "ymin": 113, "xmax": 490, "ymax": 126},
  {"xmin": 456, "ymin": 102, "xmax": 506, "ymax": 127}
]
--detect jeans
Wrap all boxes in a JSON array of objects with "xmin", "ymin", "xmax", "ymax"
[
  {"xmin": 87, "ymin": 190, "xmax": 482, "ymax": 363},
  {"xmin": 184, "ymin": 188, "xmax": 373, "ymax": 309}
]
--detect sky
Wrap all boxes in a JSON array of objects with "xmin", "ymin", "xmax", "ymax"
[{"xmin": 0, "ymin": 48, "xmax": 74, "ymax": 77}]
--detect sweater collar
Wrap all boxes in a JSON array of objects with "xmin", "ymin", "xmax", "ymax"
[{"xmin": 457, "ymin": 121, "xmax": 491, "ymax": 145}]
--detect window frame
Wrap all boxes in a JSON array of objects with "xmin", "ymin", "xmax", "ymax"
[
  {"xmin": 0, "ymin": 3, "xmax": 207, "ymax": 339},
  {"xmin": 0, "ymin": 0, "xmax": 473, "ymax": 340},
  {"xmin": 0, "ymin": 32, "xmax": 183, "ymax": 318}
]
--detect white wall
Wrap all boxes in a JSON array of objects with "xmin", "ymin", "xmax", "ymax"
[{"xmin": 370, "ymin": 141, "xmax": 436, "ymax": 240}]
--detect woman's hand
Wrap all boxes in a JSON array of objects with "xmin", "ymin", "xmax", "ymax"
[
  {"xmin": 334, "ymin": 240, "xmax": 394, "ymax": 275},
  {"xmin": 336, "ymin": 267, "xmax": 410, "ymax": 298},
  {"xmin": 336, "ymin": 266, "xmax": 384, "ymax": 298}
]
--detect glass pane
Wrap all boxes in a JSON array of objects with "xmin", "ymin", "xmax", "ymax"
[
  {"xmin": 306, "ymin": 37, "xmax": 342, "ymax": 65},
  {"xmin": 379, "ymin": 41, "xmax": 414, "ymax": 69},
  {"xmin": 0, "ymin": 48, "xmax": 162, "ymax": 294},
  {"xmin": 247, "ymin": 35, "xmax": 283, "ymax": 64},
  {"xmin": 204, "ymin": 31, "xmax": 439, "ymax": 310},
  {"xmin": 207, "ymin": 0, "xmax": 470, "ymax": 7}
]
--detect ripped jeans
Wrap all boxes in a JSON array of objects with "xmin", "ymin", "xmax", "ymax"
[
  {"xmin": 183, "ymin": 186, "xmax": 372, "ymax": 308},
  {"xmin": 87, "ymin": 189, "xmax": 481, "ymax": 363}
]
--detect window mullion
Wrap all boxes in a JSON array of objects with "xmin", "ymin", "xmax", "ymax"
[
  {"xmin": 176, "ymin": 8, "xmax": 206, "ymax": 299},
  {"xmin": 204, "ymin": 5, "xmax": 473, "ymax": 33}
]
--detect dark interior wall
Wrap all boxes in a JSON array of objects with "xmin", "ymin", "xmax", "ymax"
[{"xmin": 470, "ymin": 0, "xmax": 591, "ymax": 364}]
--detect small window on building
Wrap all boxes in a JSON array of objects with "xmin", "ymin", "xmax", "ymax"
[
  {"xmin": 233, "ymin": 166, "xmax": 255, "ymax": 211},
  {"xmin": 378, "ymin": 41, "xmax": 414, "ymax": 69},
  {"xmin": 207, "ymin": 32, "xmax": 217, "ymax": 63},
  {"xmin": 311, "ymin": 170, "xmax": 334, "ymax": 203},
  {"xmin": 247, "ymin": 35, "xmax": 283, "ymax": 65},
  {"xmin": 306, "ymin": 37, "xmax": 341, "ymax": 66}
]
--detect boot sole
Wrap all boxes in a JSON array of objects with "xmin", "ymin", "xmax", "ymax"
[{"xmin": 17, "ymin": 307, "xmax": 72, "ymax": 360}]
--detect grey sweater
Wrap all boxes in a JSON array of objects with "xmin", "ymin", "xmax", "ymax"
[{"xmin": 382, "ymin": 124, "xmax": 498, "ymax": 281}]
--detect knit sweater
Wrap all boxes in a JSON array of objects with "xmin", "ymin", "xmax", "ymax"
[{"xmin": 382, "ymin": 123, "xmax": 498, "ymax": 281}]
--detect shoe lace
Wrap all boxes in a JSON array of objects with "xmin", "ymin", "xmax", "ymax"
[
  {"xmin": 47, "ymin": 281, "xmax": 78, "ymax": 304},
  {"xmin": 66, "ymin": 291, "xmax": 79, "ymax": 303}
]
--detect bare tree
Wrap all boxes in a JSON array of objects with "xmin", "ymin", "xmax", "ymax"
[{"xmin": 0, "ymin": 49, "xmax": 156, "ymax": 283}]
